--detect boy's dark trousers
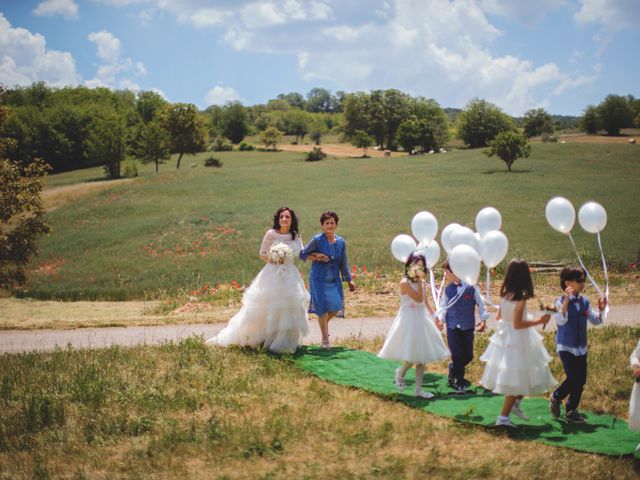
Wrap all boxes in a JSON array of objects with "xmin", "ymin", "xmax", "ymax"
[
  {"xmin": 552, "ymin": 351, "xmax": 587, "ymax": 412},
  {"xmin": 447, "ymin": 327, "xmax": 475, "ymax": 384}
]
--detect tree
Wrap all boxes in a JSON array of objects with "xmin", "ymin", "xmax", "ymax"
[
  {"xmin": 276, "ymin": 92, "xmax": 306, "ymax": 109},
  {"xmin": 598, "ymin": 94, "xmax": 634, "ymax": 136},
  {"xmin": 580, "ymin": 105, "xmax": 600, "ymax": 134},
  {"xmin": 351, "ymin": 130, "xmax": 374, "ymax": 157},
  {"xmin": 220, "ymin": 102, "xmax": 250, "ymax": 144},
  {"xmin": 484, "ymin": 131, "xmax": 531, "ymax": 172},
  {"xmin": 132, "ymin": 119, "xmax": 171, "ymax": 173},
  {"xmin": 160, "ymin": 103, "xmax": 207, "ymax": 169},
  {"xmin": 0, "ymin": 86, "xmax": 50, "ymax": 290},
  {"xmin": 86, "ymin": 108, "xmax": 127, "ymax": 179},
  {"xmin": 457, "ymin": 98, "xmax": 515, "ymax": 148},
  {"xmin": 306, "ymin": 88, "xmax": 337, "ymax": 113},
  {"xmin": 282, "ymin": 109, "xmax": 310, "ymax": 143},
  {"xmin": 522, "ymin": 108, "xmax": 554, "ymax": 138},
  {"xmin": 136, "ymin": 91, "xmax": 167, "ymax": 123},
  {"xmin": 261, "ymin": 126, "xmax": 282, "ymax": 150}
]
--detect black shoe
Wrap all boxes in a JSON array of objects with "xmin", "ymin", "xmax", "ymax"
[
  {"xmin": 564, "ymin": 410, "xmax": 587, "ymax": 424},
  {"xmin": 459, "ymin": 378, "xmax": 471, "ymax": 389},
  {"xmin": 447, "ymin": 362, "xmax": 455, "ymax": 387},
  {"xmin": 549, "ymin": 395, "xmax": 561, "ymax": 418}
]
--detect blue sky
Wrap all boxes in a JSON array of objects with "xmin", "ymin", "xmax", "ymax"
[{"xmin": 1, "ymin": 0, "xmax": 638, "ymax": 116}]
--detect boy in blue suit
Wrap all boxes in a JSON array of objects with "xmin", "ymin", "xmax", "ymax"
[
  {"xmin": 549, "ymin": 266, "xmax": 606, "ymax": 423},
  {"xmin": 436, "ymin": 261, "xmax": 489, "ymax": 392}
]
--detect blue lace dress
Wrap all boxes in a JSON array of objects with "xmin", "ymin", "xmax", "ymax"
[{"xmin": 300, "ymin": 233, "xmax": 352, "ymax": 318}]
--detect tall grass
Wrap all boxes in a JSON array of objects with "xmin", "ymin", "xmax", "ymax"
[
  {"xmin": 27, "ymin": 143, "xmax": 640, "ymax": 300},
  {"xmin": 1, "ymin": 326, "xmax": 639, "ymax": 478}
]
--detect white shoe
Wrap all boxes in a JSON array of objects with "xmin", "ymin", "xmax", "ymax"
[
  {"xmin": 416, "ymin": 390, "xmax": 435, "ymax": 399},
  {"xmin": 511, "ymin": 404, "xmax": 529, "ymax": 421},
  {"xmin": 495, "ymin": 416, "xmax": 516, "ymax": 427},
  {"xmin": 395, "ymin": 368, "xmax": 406, "ymax": 391}
]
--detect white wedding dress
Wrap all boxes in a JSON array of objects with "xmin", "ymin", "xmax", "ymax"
[{"xmin": 207, "ymin": 230, "xmax": 310, "ymax": 353}]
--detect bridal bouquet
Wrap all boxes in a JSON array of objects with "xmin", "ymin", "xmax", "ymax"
[
  {"xmin": 268, "ymin": 242, "xmax": 293, "ymax": 264},
  {"xmin": 407, "ymin": 263, "xmax": 426, "ymax": 282}
]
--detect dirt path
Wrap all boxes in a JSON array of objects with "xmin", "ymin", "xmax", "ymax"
[{"xmin": 1, "ymin": 304, "xmax": 637, "ymax": 354}]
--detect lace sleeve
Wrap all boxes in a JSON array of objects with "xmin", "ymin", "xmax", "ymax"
[
  {"xmin": 259, "ymin": 230, "xmax": 275, "ymax": 258},
  {"xmin": 291, "ymin": 234, "xmax": 303, "ymax": 257}
]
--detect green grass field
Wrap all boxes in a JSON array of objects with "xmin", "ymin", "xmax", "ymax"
[
  {"xmin": 1, "ymin": 327, "xmax": 639, "ymax": 478},
  {"xmin": 27, "ymin": 142, "xmax": 640, "ymax": 300}
]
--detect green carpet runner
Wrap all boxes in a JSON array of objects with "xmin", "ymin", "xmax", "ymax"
[{"xmin": 292, "ymin": 346, "xmax": 639, "ymax": 457}]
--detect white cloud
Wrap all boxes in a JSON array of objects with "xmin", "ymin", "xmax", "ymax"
[
  {"xmin": 88, "ymin": 30, "xmax": 121, "ymax": 64},
  {"xmin": 575, "ymin": 0, "xmax": 640, "ymax": 31},
  {"xmin": 86, "ymin": 30, "xmax": 146, "ymax": 89},
  {"xmin": 33, "ymin": 0, "xmax": 79, "ymax": 19},
  {"xmin": 205, "ymin": 85, "xmax": 242, "ymax": 105},
  {"xmin": 480, "ymin": 0, "xmax": 566, "ymax": 24},
  {"xmin": 189, "ymin": 8, "xmax": 232, "ymax": 28},
  {"xmin": 0, "ymin": 13, "xmax": 80, "ymax": 87}
]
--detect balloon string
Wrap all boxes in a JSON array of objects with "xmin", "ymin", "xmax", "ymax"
[
  {"xmin": 437, "ymin": 273, "xmax": 446, "ymax": 303},
  {"xmin": 428, "ymin": 268, "xmax": 439, "ymax": 306},
  {"xmin": 596, "ymin": 232, "xmax": 610, "ymax": 319},
  {"xmin": 568, "ymin": 233, "xmax": 603, "ymax": 298},
  {"xmin": 484, "ymin": 269, "xmax": 498, "ymax": 308}
]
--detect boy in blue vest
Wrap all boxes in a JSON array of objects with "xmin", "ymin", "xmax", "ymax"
[
  {"xmin": 549, "ymin": 266, "xmax": 607, "ymax": 423},
  {"xmin": 436, "ymin": 261, "xmax": 489, "ymax": 392}
]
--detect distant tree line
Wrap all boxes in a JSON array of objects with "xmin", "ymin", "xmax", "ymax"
[{"xmin": 2, "ymin": 82, "xmax": 639, "ymax": 179}]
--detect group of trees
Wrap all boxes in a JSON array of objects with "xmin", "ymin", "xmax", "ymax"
[
  {"xmin": 2, "ymin": 83, "xmax": 209, "ymax": 178},
  {"xmin": 580, "ymin": 94, "xmax": 640, "ymax": 136},
  {"xmin": 0, "ymin": 86, "xmax": 50, "ymax": 290},
  {"xmin": 2, "ymin": 82, "xmax": 640, "ymax": 180}
]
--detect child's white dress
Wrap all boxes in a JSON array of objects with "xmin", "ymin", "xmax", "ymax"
[
  {"xmin": 629, "ymin": 340, "xmax": 640, "ymax": 431},
  {"xmin": 378, "ymin": 282, "xmax": 449, "ymax": 364},
  {"xmin": 480, "ymin": 299, "xmax": 556, "ymax": 396}
]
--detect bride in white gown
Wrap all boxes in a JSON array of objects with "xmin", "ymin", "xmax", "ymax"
[{"xmin": 207, "ymin": 207, "xmax": 310, "ymax": 353}]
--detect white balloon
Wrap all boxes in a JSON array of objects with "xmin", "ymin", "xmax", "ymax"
[
  {"xmin": 479, "ymin": 230, "xmax": 509, "ymax": 268},
  {"xmin": 417, "ymin": 240, "xmax": 441, "ymax": 269},
  {"xmin": 391, "ymin": 234, "xmax": 417, "ymax": 262},
  {"xmin": 441, "ymin": 223, "xmax": 461, "ymax": 253},
  {"xmin": 474, "ymin": 232, "xmax": 482, "ymax": 246},
  {"xmin": 411, "ymin": 211, "xmax": 438, "ymax": 244},
  {"xmin": 449, "ymin": 244, "xmax": 481, "ymax": 285},
  {"xmin": 578, "ymin": 201, "xmax": 607, "ymax": 234},
  {"xmin": 475, "ymin": 207, "xmax": 502, "ymax": 237},
  {"xmin": 545, "ymin": 197, "xmax": 575, "ymax": 234},
  {"xmin": 449, "ymin": 226, "xmax": 479, "ymax": 253}
]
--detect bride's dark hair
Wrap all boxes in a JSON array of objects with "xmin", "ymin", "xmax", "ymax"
[{"xmin": 272, "ymin": 207, "xmax": 299, "ymax": 240}]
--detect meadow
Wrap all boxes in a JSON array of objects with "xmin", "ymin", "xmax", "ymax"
[
  {"xmin": 24, "ymin": 142, "xmax": 640, "ymax": 301},
  {"xmin": 1, "ymin": 327, "xmax": 639, "ymax": 479}
]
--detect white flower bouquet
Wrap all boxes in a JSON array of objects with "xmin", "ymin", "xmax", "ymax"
[
  {"xmin": 407, "ymin": 263, "xmax": 426, "ymax": 282},
  {"xmin": 268, "ymin": 242, "xmax": 293, "ymax": 264}
]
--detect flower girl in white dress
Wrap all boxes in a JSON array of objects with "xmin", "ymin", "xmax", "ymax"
[
  {"xmin": 480, "ymin": 259, "xmax": 556, "ymax": 427},
  {"xmin": 207, "ymin": 207, "xmax": 310, "ymax": 353},
  {"xmin": 379, "ymin": 253, "xmax": 449, "ymax": 398}
]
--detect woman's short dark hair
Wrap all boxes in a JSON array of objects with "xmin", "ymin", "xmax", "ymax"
[
  {"xmin": 500, "ymin": 258, "xmax": 534, "ymax": 301},
  {"xmin": 560, "ymin": 266, "xmax": 586, "ymax": 290},
  {"xmin": 320, "ymin": 211, "xmax": 339, "ymax": 225},
  {"xmin": 272, "ymin": 207, "xmax": 299, "ymax": 240},
  {"xmin": 404, "ymin": 252, "xmax": 426, "ymax": 276}
]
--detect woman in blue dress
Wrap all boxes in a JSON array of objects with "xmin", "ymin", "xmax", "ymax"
[{"xmin": 300, "ymin": 211, "xmax": 356, "ymax": 349}]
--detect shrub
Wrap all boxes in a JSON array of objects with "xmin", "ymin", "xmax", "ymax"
[
  {"xmin": 305, "ymin": 147, "xmax": 326, "ymax": 162},
  {"xmin": 121, "ymin": 159, "xmax": 139, "ymax": 178},
  {"xmin": 212, "ymin": 137, "xmax": 233, "ymax": 152},
  {"xmin": 204, "ymin": 156, "xmax": 223, "ymax": 168},
  {"xmin": 238, "ymin": 142, "xmax": 255, "ymax": 151},
  {"xmin": 541, "ymin": 133, "xmax": 558, "ymax": 143}
]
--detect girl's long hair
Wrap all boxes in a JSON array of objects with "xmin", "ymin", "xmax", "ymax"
[
  {"xmin": 272, "ymin": 207, "xmax": 299, "ymax": 240},
  {"xmin": 500, "ymin": 259, "xmax": 534, "ymax": 301}
]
